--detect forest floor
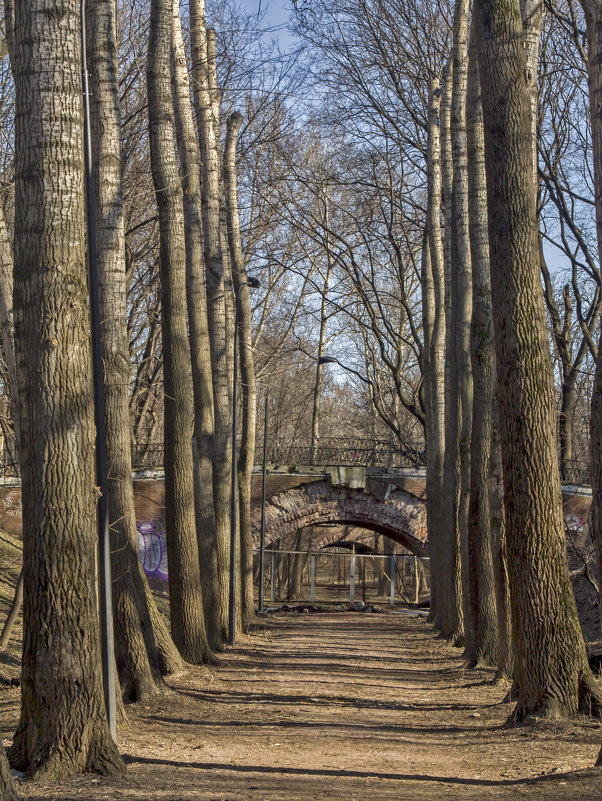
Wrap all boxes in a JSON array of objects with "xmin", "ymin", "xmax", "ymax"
[{"xmin": 1, "ymin": 609, "xmax": 602, "ymax": 801}]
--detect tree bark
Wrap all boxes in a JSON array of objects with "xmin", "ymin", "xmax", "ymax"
[
  {"xmin": 0, "ymin": 201, "xmax": 22, "ymax": 652},
  {"xmin": 440, "ymin": 59, "xmax": 463, "ymax": 641},
  {"xmin": 490, "ymin": 398, "xmax": 513, "ymax": 681},
  {"xmin": 466, "ymin": 26, "xmax": 498, "ymax": 667},
  {"xmin": 224, "ymin": 111, "xmax": 257, "ymax": 629},
  {"xmin": 451, "ymin": 0, "xmax": 473, "ymax": 653},
  {"xmin": 0, "ymin": 748, "xmax": 17, "ymax": 801},
  {"xmin": 423, "ymin": 80, "xmax": 446, "ymax": 630},
  {"xmin": 475, "ymin": 0, "xmax": 602, "ymax": 722},
  {"xmin": 148, "ymin": 0, "xmax": 211, "ymax": 664},
  {"xmin": 170, "ymin": 0, "xmax": 222, "ymax": 652},
  {"xmin": 8, "ymin": 0, "xmax": 124, "ymax": 778},
  {"xmin": 581, "ymin": 0, "xmax": 602, "ymax": 762},
  {"xmin": 88, "ymin": 0, "xmax": 179, "ymax": 702},
  {"xmin": 190, "ymin": 2, "xmax": 231, "ymax": 641}
]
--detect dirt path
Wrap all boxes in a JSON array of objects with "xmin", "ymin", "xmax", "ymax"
[{"xmin": 2, "ymin": 611, "xmax": 602, "ymax": 800}]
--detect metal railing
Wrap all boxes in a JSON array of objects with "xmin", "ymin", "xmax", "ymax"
[
  {"xmin": 255, "ymin": 549, "xmax": 430, "ymax": 608},
  {"xmin": 257, "ymin": 437, "xmax": 426, "ymax": 469},
  {"xmin": 131, "ymin": 437, "xmax": 425, "ymax": 470}
]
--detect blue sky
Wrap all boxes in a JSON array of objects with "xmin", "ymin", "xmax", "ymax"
[{"xmin": 241, "ymin": 0, "xmax": 291, "ymax": 29}]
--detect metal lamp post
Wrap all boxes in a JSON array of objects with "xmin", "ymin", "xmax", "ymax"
[
  {"xmin": 80, "ymin": 0, "xmax": 116, "ymax": 740},
  {"xmin": 229, "ymin": 276, "xmax": 260, "ymax": 646}
]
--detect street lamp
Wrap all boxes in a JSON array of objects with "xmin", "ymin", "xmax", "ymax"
[
  {"xmin": 317, "ymin": 355, "xmax": 372, "ymax": 385},
  {"xmin": 229, "ymin": 276, "xmax": 260, "ymax": 646}
]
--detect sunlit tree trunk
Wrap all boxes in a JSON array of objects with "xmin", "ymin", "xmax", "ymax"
[
  {"xmin": 224, "ymin": 111, "xmax": 257, "ymax": 629},
  {"xmin": 170, "ymin": 0, "xmax": 222, "ymax": 652},
  {"xmin": 451, "ymin": 0, "xmax": 472, "ymax": 652},
  {"xmin": 476, "ymin": 0, "xmax": 602, "ymax": 722},
  {"xmin": 440, "ymin": 59, "xmax": 463, "ymax": 641},
  {"xmin": 89, "ymin": 0, "xmax": 181, "ymax": 701},
  {"xmin": 148, "ymin": 0, "xmax": 211, "ymax": 663},
  {"xmin": 490, "ymin": 398, "xmax": 513, "ymax": 680},
  {"xmin": 466, "ymin": 27, "xmax": 498, "ymax": 667},
  {"xmin": 423, "ymin": 80, "xmax": 446, "ymax": 630},
  {"xmin": 190, "ymin": 1, "xmax": 231, "ymax": 640},
  {"xmin": 8, "ymin": 0, "xmax": 124, "ymax": 778}
]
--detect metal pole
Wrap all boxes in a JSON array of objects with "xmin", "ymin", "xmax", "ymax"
[
  {"xmin": 271, "ymin": 551, "xmax": 276, "ymax": 602},
  {"xmin": 389, "ymin": 554, "xmax": 395, "ymax": 606},
  {"xmin": 350, "ymin": 545, "xmax": 356, "ymax": 604},
  {"xmin": 310, "ymin": 554, "xmax": 316, "ymax": 603},
  {"xmin": 258, "ymin": 388, "xmax": 269, "ymax": 612},
  {"xmin": 362, "ymin": 556, "xmax": 366, "ymax": 603},
  {"xmin": 80, "ymin": 0, "xmax": 116, "ymax": 741},
  {"xmin": 229, "ymin": 301, "xmax": 240, "ymax": 646}
]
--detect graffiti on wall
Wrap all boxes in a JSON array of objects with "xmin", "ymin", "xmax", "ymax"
[{"xmin": 136, "ymin": 521, "xmax": 168, "ymax": 582}]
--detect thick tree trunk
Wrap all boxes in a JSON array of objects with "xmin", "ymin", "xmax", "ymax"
[
  {"xmin": 581, "ymin": 0, "xmax": 602, "ymax": 763},
  {"xmin": 170, "ymin": 0, "xmax": 222, "ymax": 652},
  {"xmin": 224, "ymin": 112, "xmax": 257, "ymax": 629},
  {"xmin": 440, "ymin": 60, "xmax": 463, "ymax": 641},
  {"xmin": 423, "ymin": 80, "xmax": 446, "ymax": 629},
  {"xmin": 88, "ymin": 0, "xmax": 176, "ymax": 702},
  {"xmin": 465, "ymin": 25, "xmax": 498, "ymax": 668},
  {"xmin": 148, "ymin": 0, "xmax": 211, "ymax": 664},
  {"xmin": 451, "ymin": 0, "xmax": 473, "ymax": 652},
  {"xmin": 190, "ymin": 2, "xmax": 231, "ymax": 641},
  {"xmin": 476, "ymin": 0, "xmax": 602, "ymax": 722},
  {"xmin": 8, "ymin": 0, "xmax": 124, "ymax": 778}
]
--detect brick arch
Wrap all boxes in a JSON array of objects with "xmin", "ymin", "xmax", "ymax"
[{"xmin": 251, "ymin": 479, "xmax": 427, "ymax": 556}]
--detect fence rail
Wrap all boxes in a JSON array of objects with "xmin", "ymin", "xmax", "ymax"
[
  {"xmin": 0, "ymin": 441, "xmax": 591, "ymax": 482},
  {"xmin": 131, "ymin": 438, "xmax": 426, "ymax": 470},
  {"xmin": 255, "ymin": 549, "xmax": 431, "ymax": 608}
]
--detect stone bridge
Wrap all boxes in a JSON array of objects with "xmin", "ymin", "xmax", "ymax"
[
  {"xmin": 249, "ymin": 473, "xmax": 428, "ymax": 556},
  {"xmin": 0, "ymin": 464, "xmax": 592, "ymax": 568}
]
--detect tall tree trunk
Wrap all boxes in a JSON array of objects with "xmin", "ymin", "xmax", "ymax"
[
  {"xmin": 8, "ymin": 0, "xmax": 124, "ymax": 778},
  {"xmin": 0, "ymin": 187, "xmax": 23, "ymax": 653},
  {"xmin": 170, "ymin": 0, "xmax": 222, "ymax": 652},
  {"xmin": 310, "ymin": 196, "xmax": 334, "ymax": 463},
  {"xmin": 88, "ymin": 0, "xmax": 180, "ymax": 702},
  {"xmin": 490, "ymin": 398, "xmax": 513, "ymax": 681},
  {"xmin": 466, "ymin": 27, "xmax": 498, "ymax": 667},
  {"xmin": 224, "ymin": 111, "xmax": 257, "ymax": 629},
  {"xmin": 475, "ymin": 0, "xmax": 602, "ymax": 722},
  {"xmin": 148, "ymin": 0, "xmax": 211, "ymax": 664},
  {"xmin": 190, "ymin": 2, "xmax": 231, "ymax": 641},
  {"xmin": 440, "ymin": 59, "xmax": 463, "ymax": 641},
  {"xmin": 423, "ymin": 80, "xmax": 446, "ymax": 630},
  {"xmin": 581, "ymin": 0, "xmax": 602, "ymax": 762},
  {"xmin": 559, "ymin": 378, "xmax": 577, "ymax": 481},
  {"xmin": 451, "ymin": 0, "xmax": 472, "ymax": 652}
]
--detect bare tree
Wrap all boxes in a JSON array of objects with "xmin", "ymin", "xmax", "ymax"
[
  {"xmin": 148, "ymin": 0, "xmax": 211, "ymax": 663},
  {"xmin": 475, "ymin": 0, "xmax": 602, "ymax": 721},
  {"xmin": 8, "ymin": 0, "xmax": 124, "ymax": 778},
  {"xmin": 89, "ymin": 0, "xmax": 181, "ymax": 702},
  {"xmin": 224, "ymin": 110, "xmax": 257, "ymax": 629},
  {"xmin": 170, "ymin": 0, "xmax": 222, "ymax": 652},
  {"xmin": 465, "ymin": 25, "xmax": 498, "ymax": 667}
]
